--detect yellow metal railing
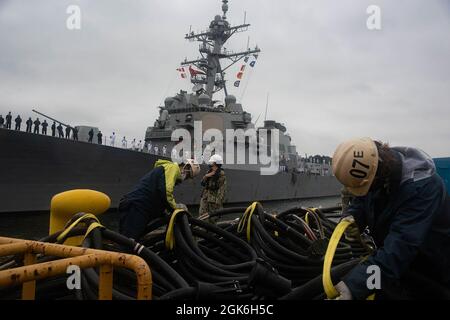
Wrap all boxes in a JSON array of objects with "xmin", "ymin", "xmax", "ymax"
[{"xmin": 0, "ymin": 237, "xmax": 152, "ymax": 300}]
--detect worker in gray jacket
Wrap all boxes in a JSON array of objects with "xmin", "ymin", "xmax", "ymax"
[{"xmin": 332, "ymin": 137, "xmax": 449, "ymax": 300}]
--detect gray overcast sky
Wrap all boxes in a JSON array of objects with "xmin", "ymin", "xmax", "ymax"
[{"xmin": 0, "ymin": 0, "xmax": 449, "ymax": 157}]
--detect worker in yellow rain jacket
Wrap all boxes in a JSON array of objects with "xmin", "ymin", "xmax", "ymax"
[{"xmin": 119, "ymin": 159, "xmax": 200, "ymax": 240}]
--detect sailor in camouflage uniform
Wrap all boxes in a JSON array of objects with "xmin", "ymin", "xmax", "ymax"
[{"xmin": 199, "ymin": 154, "xmax": 227, "ymax": 222}]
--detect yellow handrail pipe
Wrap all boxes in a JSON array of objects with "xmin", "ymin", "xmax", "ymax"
[{"xmin": 0, "ymin": 237, "xmax": 152, "ymax": 300}]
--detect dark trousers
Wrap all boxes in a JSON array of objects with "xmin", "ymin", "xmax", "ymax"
[
  {"xmin": 6, "ymin": 122, "xmax": 11, "ymax": 129},
  {"xmin": 42, "ymin": 128, "xmax": 47, "ymax": 135},
  {"xmin": 118, "ymin": 198, "xmax": 157, "ymax": 240},
  {"xmin": 15, "ymin": 124, "xmax": 20, "ymax": 131},
  {"xmin": 26, "ymin": 125, "xmax": 31, "ymax": 133},
  {"xmin": 377, "ymin": 270, "xmax": 450, "ymax": 300},
  {"xmin": 34, "ymin": 127, "xmax": 39, "ymax": 134}
]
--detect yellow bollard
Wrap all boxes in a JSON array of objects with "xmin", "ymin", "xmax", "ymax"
[{"xmin": 49, "ymin": 189, "xmax": 111, "ymax": 245}]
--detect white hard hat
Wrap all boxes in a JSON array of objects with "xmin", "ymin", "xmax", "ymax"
[{"xmin": 208, "ymin": 154, "xmax": 223, "ymax": 165}]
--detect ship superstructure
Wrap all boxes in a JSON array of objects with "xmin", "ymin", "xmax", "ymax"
[{"xmin": 144, "ymin": 1, "xmax": 315, "ymax": 173}]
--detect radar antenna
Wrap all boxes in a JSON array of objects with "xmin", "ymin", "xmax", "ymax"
[{"xmin": 181, "ymin": 0, "xmax": 261, "ymax": 99}]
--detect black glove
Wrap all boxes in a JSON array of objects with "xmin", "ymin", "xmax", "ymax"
[{"xmin": 341, "ymin": 215, "xmax": 360, "ymax": 242}]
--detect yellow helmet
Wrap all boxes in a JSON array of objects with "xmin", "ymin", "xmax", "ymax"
[{"xmin": 332, "ymin": 137, "xmax": 379, "ymax": 196}]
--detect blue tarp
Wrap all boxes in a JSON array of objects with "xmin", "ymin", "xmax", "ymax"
[{"xmin": 434, "ymin": 157, "xmax": 450, "ymax": 195}]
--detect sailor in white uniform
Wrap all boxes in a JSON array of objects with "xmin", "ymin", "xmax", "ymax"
[{"xmin": 110, "ymin": 132, "xmax": 116, "ymax": 147}]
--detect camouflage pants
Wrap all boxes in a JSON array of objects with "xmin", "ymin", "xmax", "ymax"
[{"xmin": 199, "ymin": 196, "xmax": 223, "ymax": 224}]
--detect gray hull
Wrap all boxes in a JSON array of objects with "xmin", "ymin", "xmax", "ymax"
[{"xmin": 0, "ymin": 129, "xmax": 341, "ymax": 213}]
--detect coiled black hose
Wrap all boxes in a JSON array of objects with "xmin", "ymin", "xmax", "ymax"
[
  {"xmin": 280, "ymin": 259, "xmax": 360, "ymax": 300},
  {"xmin": 0, "ymin": 204, "xmax": 376, "ymax": 300}
]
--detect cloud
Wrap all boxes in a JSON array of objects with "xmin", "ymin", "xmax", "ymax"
[{"xmin": 0, "ymin": 0, "xmax": 449, "ymax": 157}]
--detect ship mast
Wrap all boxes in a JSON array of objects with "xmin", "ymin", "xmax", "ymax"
[{"xmin": 181, "ymin": 0, "xmax": 261, "ymax": 99}]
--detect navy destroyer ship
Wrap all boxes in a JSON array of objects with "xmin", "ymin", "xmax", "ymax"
[{"xmin": 0, "ymin": 0, "xmax": 341, "ymax": 213}]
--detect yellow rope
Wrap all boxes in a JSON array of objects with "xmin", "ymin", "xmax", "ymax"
[
  {"xmin": 322, "ymin": 219, "xmax": 352, "ymax": 299},
  {"xmin": 305, "ymin": 212, "xmax": 310, "ymax": 226},
  {"xmin": 237, "ymin": 202, "xmax": 260, "ymax": 241},
  {"xmin": 56, "ymin": 213, "xmax": 101, "ymax": 242},
  {"xmin": 165, "ymin": 209, "xmax": 185, "ymax": 250},
  {"xmin": 83, "ymin": 222, "xmax": 105, "ymax": 240},
  {"xmin": 323, "ymin": 219, "xmax": 375, "ymax": 300}
]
